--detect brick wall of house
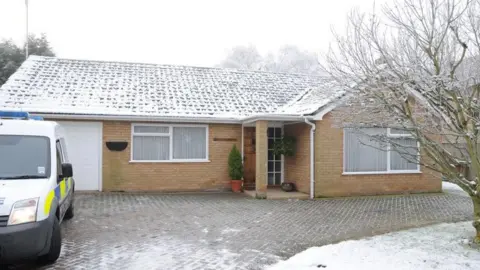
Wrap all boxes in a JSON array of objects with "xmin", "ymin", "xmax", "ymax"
[
  {"xmin": 314, "ymin": 113, "xmax": 441, "ymax": 197},
  {"xmin": 284, "ymin": 123, "xmax": 311, "ymax": 194},
  {"xmin": 102, "ymin": 121, "xmax": 242, "ymax": 192}
]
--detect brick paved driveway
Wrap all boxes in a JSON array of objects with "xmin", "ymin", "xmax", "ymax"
[{"xmin": 19, "ymin": 191, "xmax": 473, "ymax": 270}]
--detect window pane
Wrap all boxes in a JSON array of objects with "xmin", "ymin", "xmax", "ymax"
[
  {"xmin": 56, "ymin": 147, "xmax": 63, "ymax": 176},
  {"xmin": 390, "ymin": 138, "xmax": 418, "ymax": 170},
  {"xmin": 56, "ymin": 141, "xmax": 64, "ymax": 163},
  {"xmin": 60, "ymin": 138, "xmax": 69, "ymax": 163},
  {"xmin": 134, "ymin": 126, "xmax": 169, "ymax": 134},
  {"xmin": 275, "ymin": 173, "xmax": 281, "ymax": 185},
  {"xmin": 268, "ymin": 139, "xmax": 275, "ymax": 149},
  {"xmin": 172, "ymin": 127, "xmax": 207, "ymax": 159},
  {"xmin": 275, "ymin": 161, "xmax": 281, "ymax": 172},
  {"xmin": 0, "ymin": 135, "xmax": 51, "ymax": 179},
  {"xmin": 274, "ymin": 128, "xmax": 282, "ymax": 137},
  {"xmin": 133, "ymin": 136, "xmax": 169, "ymax": 160},
  {"xmin": 267, "ymin": 128, "xmax": 274, "ymax": 138},
  {"xmin": 344, "ymin": 128, "xmax": 388, "ymax": 172},
  {"xmin": 268, "ymin": 161, "xmax": 274, "ymax": 171},
  {"xmin": 268, "ymin": 151, "xmax": 273, "ymax": 160},
  {"xmin": 268, "ymin": 173, "xmax": 275, "ymax": 185}
]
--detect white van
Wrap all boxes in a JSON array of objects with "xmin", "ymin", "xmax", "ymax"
[{"xmin": 0, "ymin": 111, "xmax": 75, "ymax": 265}]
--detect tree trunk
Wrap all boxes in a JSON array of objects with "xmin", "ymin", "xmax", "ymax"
[{"xmin": 473, "ymin": 196, "xmax": 480, "ymax": 244}]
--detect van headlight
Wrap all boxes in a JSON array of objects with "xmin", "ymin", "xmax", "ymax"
[{"xmin": 8, "ymin": 198, "xmax": 38, "ymax": 226}]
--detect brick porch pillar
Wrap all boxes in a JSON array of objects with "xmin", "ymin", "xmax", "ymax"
[{"xmin": 255, "ymin": 120, "xmax": 268, "ymax": 198}]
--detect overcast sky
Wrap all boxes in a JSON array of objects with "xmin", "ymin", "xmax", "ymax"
[{"xmin": 0, "ymin": 0, "xmax": 386, "ymax": 67}]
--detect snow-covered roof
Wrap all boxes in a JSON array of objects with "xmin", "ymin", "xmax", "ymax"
[
  {"xmin": 0, "ymin": 56, "xmax": 340, "ymax": 121},
  {"xmin": 276, "ymin": 80, "xmax": 345, "ymax": 115}
]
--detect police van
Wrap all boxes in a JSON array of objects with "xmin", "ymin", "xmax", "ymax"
[{"xmin": 0, "ymin": 111, "xmax": 75, "ymax": 265}]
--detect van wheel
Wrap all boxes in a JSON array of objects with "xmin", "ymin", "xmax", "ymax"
[
  {"xmin": 37, "ymin": 217, "xmax": 62, "ymax": 265},
  {"xmin": 64, "ymin": 197, "xmax": 74, "ymax": 220}
]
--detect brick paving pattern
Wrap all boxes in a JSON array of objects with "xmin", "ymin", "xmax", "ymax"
[{"xmin": 11, "ymin": 191, "xmax": 473, "ymax": 270}]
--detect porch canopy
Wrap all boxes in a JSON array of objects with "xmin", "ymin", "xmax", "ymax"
[{"xmin": 240, "ymin": 117, "xmax": 317, "ymax": 199}]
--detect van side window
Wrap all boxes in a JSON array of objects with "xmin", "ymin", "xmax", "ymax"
[
  {"xmin": 60, "ymin": 138, "xmax": 69, "ymax": 163},
  {"xmin": 56, "ymin": 140, "xmax": 65, "ymax": 162},
  {"xmin": 56, "ymin": 140, "xmax": 64, "ymax": 177}
]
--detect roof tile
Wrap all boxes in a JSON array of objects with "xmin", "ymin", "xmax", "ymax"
[{"xmin": 0, "ymin": 56, "xmax": 340, "ymax": 119}]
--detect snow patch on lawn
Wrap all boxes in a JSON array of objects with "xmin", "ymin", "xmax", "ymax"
[
  {"xmin": 442, "ymin": 181, "xmax": 469, "ymax": 197},
  {"xmin": 266, "ymin": 222, "xmax": 480, "ymax": 270}
]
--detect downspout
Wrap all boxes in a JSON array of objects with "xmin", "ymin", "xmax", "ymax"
[
  {"xmin": 241, "ymin": 123, "xmax": 245, "ymax": 189},
  {"xmin": 241, "ymin": 123, "xmax": 244, "ymax": 163},
  {"xmin": 304, "ymin": 117, "xmax": 316, "ymax": 199}
]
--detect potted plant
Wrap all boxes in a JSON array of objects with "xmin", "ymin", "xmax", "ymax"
[{"xmin": 228, "ymin": 145, "xmax": 244, "ymax": 192}]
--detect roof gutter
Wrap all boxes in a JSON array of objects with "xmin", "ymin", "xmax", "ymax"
[
  {"xmin": 303, "ymin": 116, "xmax": 316, "ymax": 199},
  {"xmin": 34, "ymin": 113, "xmax": 242, "ymax": 124},
  {"xmin": 33, "ymin": 111, "xmax": 318, "ymax": 125},
  {"xmin": 241, "ymin": 114, "xmax": 312, "ymax": 124}
]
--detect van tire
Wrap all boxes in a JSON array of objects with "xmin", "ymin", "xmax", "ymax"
[
  {"xmin": 37, "ymin": 217, "xmax": 62, "ymax": 265},
  {"xmin": 64, "ymin": 197, "xmax": 74, "ymax": 220}
]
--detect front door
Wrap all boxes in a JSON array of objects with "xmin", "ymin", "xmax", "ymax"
[{"xmin": 267, "ymin": 127, "xmax": 283, "ymax": 186}]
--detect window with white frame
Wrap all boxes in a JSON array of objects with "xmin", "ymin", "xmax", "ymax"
[
  {"xmin": 343, "ymin": 128, "xmax": 419, "ymax": 173},
  {"xmin": 132, "ymin": 124, "xmax": 208, "ymax": 161}
]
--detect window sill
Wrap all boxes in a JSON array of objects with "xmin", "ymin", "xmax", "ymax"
[
  {"xmin": 342, "ymin": 170, "xmax": 422, "ymax": 176},
  {"xmin": 129, "ymin": 160, "xmax": 211, "ymax": 163}
]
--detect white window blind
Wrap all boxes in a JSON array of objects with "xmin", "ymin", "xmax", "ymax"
[
  {"xmin": 172, "ymin": 127, "xmax": 207, "ymax": 159},
  {"xmin": 344, "ymin": 128, "xmax": 419, "ymax": 173},
  {"xmin": 132, "ymin": 125, "xmax": 208, "ymax": 161},
  {"xmin": 344, "ymin": 128, "xmax": 388, "ymax": 172},
  {"xmin": 133, "ymin": 136, "xmax": 170, "ymax": 160},
  {"xmin": 389, "ymin": 137, "xmax": 418, "ymax": 170}
]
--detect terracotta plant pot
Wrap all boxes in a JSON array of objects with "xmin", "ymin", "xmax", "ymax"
[{"xmin": 231, "ymin": 180, "xmax": 243, "ymax": 192}]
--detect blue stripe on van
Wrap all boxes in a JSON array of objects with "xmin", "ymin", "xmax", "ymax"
[{"xmin": 54, "ymin": 185, "xmax": 61, "ymax": 200}]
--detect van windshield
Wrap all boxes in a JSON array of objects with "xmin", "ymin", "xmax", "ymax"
[{"xmin": 0, "ymin": 135, "xmax": 51, "ymax": 180}]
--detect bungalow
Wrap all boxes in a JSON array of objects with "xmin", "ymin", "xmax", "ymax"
[{"xmin": 0, "ymin": 56, "xmax": 440, "ymax": 198}]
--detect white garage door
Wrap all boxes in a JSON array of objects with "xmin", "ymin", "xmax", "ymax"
[{"xmin": 58, "ymin": 121, "xmax": 102, "ymax": 191}]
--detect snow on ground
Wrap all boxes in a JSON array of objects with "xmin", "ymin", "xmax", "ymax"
[
  {"xmin": 59, "ymin": 234, "xmax": 280, "ymax": 270},
  {"xmin": 221, "ymin": 227, "xmax": 243, "ymax": 234},
  {"xmin": 61, "ymin": 237, "xmax": 245, "ymax": 270},
  {"xmin": 266, "ymin": 222, "xmax": 480, "ymax": 270},
  {"xmin": 442, "ymin": 181, "xmax": 470, "ymax": 197}
]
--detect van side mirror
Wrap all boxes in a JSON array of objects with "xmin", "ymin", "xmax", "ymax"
[{"xmin": 61, "ymin": 163, "xmax": 73, "ymax": 178}]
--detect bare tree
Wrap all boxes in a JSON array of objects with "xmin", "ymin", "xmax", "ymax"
[
  {"xmin": 323, "ymin": 0, "xmax": 480, "ymax": 242},
  {"xmin": 264, "ymin": 45, "xmax": 324, "ymax": 74},
  {"xmin": 219, "ymin": 44, "xmax": 324, "ymax": 75},
  {"xmin": 218, "ymin": 44, "xmax": 264, "ymax": 70}
]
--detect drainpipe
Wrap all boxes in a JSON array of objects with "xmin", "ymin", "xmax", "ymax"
[
  {"xmin": 241, "ymin": 123, "xmax": 244, "ymax": 163},
  {"xmin": 304, "ymin": 117, "xmax": 316, "ymax": 199}
]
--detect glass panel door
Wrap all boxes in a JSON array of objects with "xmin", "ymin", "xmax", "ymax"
[{"xmin": 267, "ymin": 127, "xmax": 283, "ymax": 185}]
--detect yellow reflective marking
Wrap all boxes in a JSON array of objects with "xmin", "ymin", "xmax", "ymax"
[
  {"xmin": 60, "ymin": 180, "xmax": 66, "ymax": 199},
  {"xmin": 44, "ymin": 190, "xmax": 55, "ymax": 215}
]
